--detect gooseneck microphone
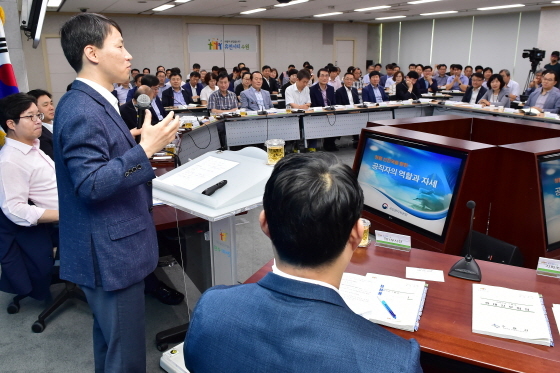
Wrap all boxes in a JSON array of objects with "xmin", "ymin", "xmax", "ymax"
[
  {"xmin": 449, "ymin": 200, "xmax": 482, "ymax": 281},
  {"xmin": 136, "ymin": 94, "xmax": 151, "ymax": 129}
]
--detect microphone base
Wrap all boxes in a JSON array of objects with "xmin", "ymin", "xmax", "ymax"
[
  {"xmin": 257, "ymin": 111, "xmax": 267, "ymax": 116},
  {"xmin": 448, "ymin": 256, "xmax": 482, "ymax": 281}
]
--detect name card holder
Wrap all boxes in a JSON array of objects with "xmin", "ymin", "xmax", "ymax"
[
  {"xmin": 537, "ymin": 257, "xmax": 560, "ymax": 278},
  {"xmin": 374, "ymin": 230, "xmax": 412, "ymax": 252}
]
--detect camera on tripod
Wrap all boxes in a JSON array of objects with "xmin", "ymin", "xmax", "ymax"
[{"xmin": 522, "ymin": 48, "xmax": 546, "ymax": 72}]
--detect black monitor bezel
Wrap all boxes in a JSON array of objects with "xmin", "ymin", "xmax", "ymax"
[
  {"xmin": 356, "ymin": 132, "xmax": 468, "ymax": 243},
  {"xmin": 537, "ymin": 152, "xmax": 560, "ymax": 252}
]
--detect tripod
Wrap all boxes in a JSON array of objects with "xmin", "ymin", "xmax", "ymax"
[{"xmin": 523, "ymin": 60, "xmax": 541, "ymax": 94}]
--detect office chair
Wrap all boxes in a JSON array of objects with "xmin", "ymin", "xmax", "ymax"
[
  {"xmin": 0, "ymin": 209, "xmax": 86, "ymax": 333},
  {"xmin": 460, "ymin": 230, "xmax": 524, "ymax": 267}
]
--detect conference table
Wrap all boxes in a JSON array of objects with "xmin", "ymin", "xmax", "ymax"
[{"xmin": 245, "ymin": 244, "xmax": 560, "ymax": 373}]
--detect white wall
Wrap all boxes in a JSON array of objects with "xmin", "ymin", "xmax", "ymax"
[
  {"xmin": 537, "ymin": 6, "xmax": 560, "ymax": 58},
  {"xmin": 376, "ymin": 11, "xmax": 540, "ymax": 83},
  {"xmin": 261, "ymin": 21, "xmax": 367, "ymax": 73},
  {"xmin": 23, "ymin": 13, "xmax": 369, "ymax": 98}
]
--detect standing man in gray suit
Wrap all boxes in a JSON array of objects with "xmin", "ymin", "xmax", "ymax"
[{"xmin": 56, "ymin": 13, "xmax": 179, "ymax": 372}]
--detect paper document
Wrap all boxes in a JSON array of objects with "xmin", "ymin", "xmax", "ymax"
[
  {"xmin": 472, "ymin": 284, "xmax": 553, "ymax": 346},
  {"xmin": 161, "ymin": 156, "xmax": 239, "ymax": 191},
  {"xmin": 552, "ymin": 304, "xmax": 560, "ymax": 334},
  {"xmin": 339, "ymin": 273, "xmax": 377, "ymax": 316},
  {"xmin": 339, "ymin": 272, "xmax": 428, "ymax": 332},
  {"xmin": 406, "ymin": 267, "xmax": 445, "ymax": 282}
]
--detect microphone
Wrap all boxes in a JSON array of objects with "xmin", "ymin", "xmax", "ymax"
[
  {"xmin": 323, "ymin": 96, "xmax": 335, "ymax": 111},
  {"xmin": 257, "ymin": 103, "xmax": 267, "ymax": 116},
  {"xmin": 449, "ymin": 200, "xmax": 482, "ymax": 281},
  {"xmin": 136, "ymin": 94, "xmax": 151, "ymax": 130}
]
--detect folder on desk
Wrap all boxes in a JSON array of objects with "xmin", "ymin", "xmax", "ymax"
[
  {"xmin": 472, "ymin": 284, "xmax": 554, "ymax": 346},
  {"xmin": 339, "ymin": 273, "xmax": 428, "ymax": 332}
]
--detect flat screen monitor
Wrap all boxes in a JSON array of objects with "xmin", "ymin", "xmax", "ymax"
[
  {"xmin": 538, "ymin": 152, "xmax": 560, "ymax": 252},
  {"xmin": 356, "ymin": 133, "xmax": 468, "ymax": 242}
]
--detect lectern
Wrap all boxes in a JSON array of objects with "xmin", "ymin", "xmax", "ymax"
[{"xmin": 152, "ymin": 147, "xmax": 272, "ymax": 286}]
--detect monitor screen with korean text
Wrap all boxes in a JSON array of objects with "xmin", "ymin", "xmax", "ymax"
[
  {"xmin": 538, "ymin": 153, "xmax": 560, "ymax": 251},
  {"xmin": 356, "ymin": 133, "xmax": 467, "ymax": 242}
]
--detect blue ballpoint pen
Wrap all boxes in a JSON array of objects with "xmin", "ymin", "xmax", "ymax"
[{"xmin": 378, "ymin": 285, "xmax": 397, "ymax": 319}]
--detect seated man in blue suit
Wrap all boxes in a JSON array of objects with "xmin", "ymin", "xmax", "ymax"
[
  {"xmin": 184, "ymin": 152, "xmax": 423, "ymax": 373},
  {"xmin": 417, "ymin": 66, "xmax": 438, "ymax": 94},
  {"xmin": 523, "ymin": 70, "xmax": 560, "ymax": 114},
  {"xmin": 161, "ymin": 72, "xmax": 192, "ymax": 107},
  {"xmin": 126, "ymin": 73, "xmax": 144, "ymax": 102},
  {"xmin": 141, "ymin": 74, "xmax": 166, "ymax": 121},
  {"xmin": 310, "ymin": 68, "xmax": 338, "ymax": 151},
  {"xmin": 182, "ymin": 71, "xmax": 204, "ymax": 103},
  {"xmin": 335, "ymin": 72, "xmax": 360, "ymax": 105},
  {"xmin": 461, "ymin": 73, "xmax": 487, "ymax": 105},
  {"xmin": 310, "ymin": 68, "xmax": 336, "ymax": 107},
  {"xmin": 240, "ymin": 71, "xmax": 273, "ymax": 111},
  {"xmin": 362, "ymin": 71, "xmax": 389, "ymax": 103},
  {"xmin": 57, "ymin": 14, "xmax": 180, "ymax": 372}
]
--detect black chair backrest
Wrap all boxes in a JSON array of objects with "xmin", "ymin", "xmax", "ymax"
[{"xmin": 461, "ymin": 230, "xmax": 524, "ymax": 267}]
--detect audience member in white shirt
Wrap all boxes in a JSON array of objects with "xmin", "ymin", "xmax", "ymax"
[{"xmin": 200, "ymin": 73, "xmax": 219, "ymax": 105}]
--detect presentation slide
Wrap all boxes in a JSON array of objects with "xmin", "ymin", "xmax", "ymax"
[
  {"xmin": 358, "ymin": 137, "xmax": 464, "ymax": 236},
  {"xmin": 540, "ymin": 158, "xmax": 560, "ymax": 246}
]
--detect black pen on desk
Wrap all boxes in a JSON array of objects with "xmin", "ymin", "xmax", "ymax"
[{"xmin": 202, "ymin": 180, "xmax": 227, "ymax": 196}]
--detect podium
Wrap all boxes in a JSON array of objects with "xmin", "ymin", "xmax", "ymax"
[
  {"xmin": 153, "ymin": 147, "xmax": 273, "ymax": 287},
  {"xmin": 153, "ymin": 147, "xmax": 273, "ymax": 353}
]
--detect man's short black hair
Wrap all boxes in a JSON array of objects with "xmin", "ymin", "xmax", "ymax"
[
  {"xmin": 170, "ymin": 67, "xmax": 181, "ymax": 75},
  {"xmin": 211, "ymin": 65, "xmax": 219, "ymax": 72},
  {"xmin": 262, "ymin": 65, "xmax": 271, "ymax": 71},
  {"xmin": 475, "ymin": 65, "xmax": 483, "ymax": 71},
  {"xmin": 328, "ymin": 66, "xmax": 338, "ymax": 73},
  {"xmin": 288, "ymin": 64, "xmax": 295, "ymax": 69},
  {"xmin": 157, "ymin": 65, "xmax": 164, "ymax": 71},
  {"xmin": 60, "ymin": 13, "xmax": 122, "ymax": 73},
  {"xmin": 240, "ymin": 67, "xmax": 250, "ymax": 73},
  {"xmin": 306, "ymin": 65, "xmax": 314, "ymax": 71},
  {"xmin": 544, "ymin": 70, "xmax": 559, "ymax": 83},
  {"xmin": 385, "ymin": 63, "xmax": 394, "ymax": 70},
  {"xmin": 237, "ymin": 62, "xmax": 245, "ymax": 68},
  {"xmin": 407, "ymin": 71, "xmax": 419, "ymax": 80},
  {"xmin": 287, "ymin": 68, "xmax": 298, "ymax": 76},
  {"xmin": 165, "ymin": 69, "xmax": 172, "ymax": 73},
  {"xmin": 317, "ymin": 68, "xmax": 329, "ymax": 77},
  {"xmin": 131, "ymin": 68, "xmax": 140, "ymax": 73},
  {"xmin": 465, "ymin": 65, "xmax": 473, "ymax": 71},
  {"xmin": 409, "ymin": 63, "xmax": 416, "ymax": 68},
  {"xmin": 423, "ymin": 66, "xmax": 432, "ymax": 71},
  {"xmin": 471, "ymin": 72, "xmax": 484, "ymax": 80},
  {"xmin": 217, "ymin": 72, "xmax": 230, "ymax": 82},
  {"xmin": 140, "ymin": 74, "xmax": 159, "ymax": 87},
  {"xmin": 27, "ymin": 89, "xmax": 52, "ymax": 100},
  {"xmin": 0, "ymin": 93, "xmax": 37, "ymax": 132},
  {"xmin": 483, "ymin": 67, "xmax": 493, "ymax": 74},
  {"xmin": 134, "ymin": 74, "xmax": 144, "ymax": 83},
  {"xmin": 416, "ymin": 64, "xmax": 424, "ymax": 69},
  {"xmin": 454, "ymin": 64, "xmax": 463, "ymax": 71},
  {"xmin": 156, "ymin": 70, "xmax": 166, "ymax": 77},
  {"xmin": 297, "ymin": 69, "xmax": 311, "ymax": 80},
  {"xmin": 437, "ymin": 64, "xmax": 447, "ymax": 69},
  {"xmin": 193, "ymin": 63, "xmax": 201, "ymax": 69},
  {"xmin": 368, "ymin": 71, "xmax": 381, "ymax": 78},
  {"xmin": 263, "ymin": 153, "xmax": 363, "ymax": 267},
  {"xmin": 190, "ymin": 71, "xmax": 201, "ymax": 79},
  {"xmin": 303, "ymin": 61, "xmax": 310, "ymax": 67},
  {"xmin": 487, "ymin": 74, "xmax": 505, "ymax": 90},
  {"xmin": 375, "ymin": 63, "xmax": 382, "ymax": 68},
  {"xmin": 143, "ymin": 67, "xmax": 150, "ymax": 73},
  {"xmin": 170, "ymin": 72, "xmax": 182, "ymax": 79},
  {"xmin": 344, "ymin": 72, "xmax": 354, "ymax": 79},
  {"xmin": 232, "ymin": 67, "xmax": 240, "ymax": 73}
]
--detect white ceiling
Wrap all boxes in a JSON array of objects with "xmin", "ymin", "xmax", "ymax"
[{"xmin": 50, "ymin": 0, "xmax": 553, "ymax": 23}]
